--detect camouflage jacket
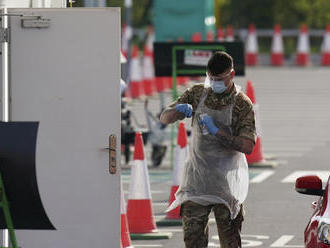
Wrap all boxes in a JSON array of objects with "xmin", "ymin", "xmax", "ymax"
[{"xmin": 169, "ymin": 83, "xmax": 257, "ymax": 143}]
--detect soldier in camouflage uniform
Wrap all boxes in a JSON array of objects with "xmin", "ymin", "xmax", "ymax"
[{"xmin": 160, "ymin": 51, "xmax": 256, "ymax": 248}]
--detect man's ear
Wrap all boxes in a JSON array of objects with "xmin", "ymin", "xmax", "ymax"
[{"xmin": 230, "ymin": 70, "xmax": 235, "ymax": 79}]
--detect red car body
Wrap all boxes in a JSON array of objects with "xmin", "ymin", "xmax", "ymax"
[{"xmin": 296, "ymin": 176, "xmax": 330, "ymax": 248}]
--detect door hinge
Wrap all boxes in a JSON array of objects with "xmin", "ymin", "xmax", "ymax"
[
  {"xmin": 21, "ymin": 17, "xmax": 51, "ymax": 29},
  {"xmin": 0, "ymin": 28, "xmax": 9, "ymax": 43}
]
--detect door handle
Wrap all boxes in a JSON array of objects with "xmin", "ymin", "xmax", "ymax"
[{"xmin": 106, "ymin": 134, "xmax": 117, "ymax": 175}]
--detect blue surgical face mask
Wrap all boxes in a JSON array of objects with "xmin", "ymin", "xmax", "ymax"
[{"xmin": 210, "ymin": 80, "xmax": 227, "ymax": 93}]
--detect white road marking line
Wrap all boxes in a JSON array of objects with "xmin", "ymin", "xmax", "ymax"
[
  {"xmin": 250, "ymin": 170, "xmax": 275, "ymax": 183},
  {"xmin": 270, "ymin": 235, "xmax": 303, "ymax": 247},
  {"xmin": 282, "ymin": 171, "xmax": 330, "ymax": 183}
]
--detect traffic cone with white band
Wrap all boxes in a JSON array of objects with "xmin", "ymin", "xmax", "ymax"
[
  {"xmin": 226, "ymin": 25, "xmax": 235, "ymax": 42},
  {"xmin": 271, "ymin": 24, "xmax": 284, "ymax": 66},
  {"xmin": 126, "ymin": 132, "xmax": 157, "ymax": 233},
  {"xmin": 206, "ymin": 30, "xmax": 214, "ymax": 42},
  {"xmin": 126, "ymin": 133, "xmax": 173, "ymax": 240},
  {"xmin": 321, "ymin": 24, "xmax": 330, "ymax": 66},
  {"xmin": 296, "ymin": 24, "xmax": 310, "ymax": 66},
  {"xmin": 129, "ymin": 45, "xmax": 143, "ymax": 99},
  {"xmin": 245, "ymin": 81, "xmax": 278, "ymax": 168},
  {"xmin": 166, "ymin": 122, "xmax": 189, "ymax": 220},
  {"xmin": 191, "ymin": 32, "xmax": 203, "ymax": 42},
  {"xmin": 217, "ymin": 27, "xmax": 225, "ymax": 41},
  {"xmin": 246, "ymin": 24, "xmax": 258, "ymax": 66},
  {"xmin": 142, "ymin": 45, "xmax": 155, "ymax": 96},
  {"xmin": 121, "ymin": 181, "xmax": 133, "ymax": 248},
  {"xmin": 245, "ymin": 81, "xmax": 263, "ymax": 163}
]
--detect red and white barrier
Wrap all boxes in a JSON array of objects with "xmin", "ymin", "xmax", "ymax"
[
  {"xmin": 271, "ymin": 24, "xmax": 284, "ymax": 66},
  {"xmin": 246, "ymin": 24, "xmax": 258, "ymax": 66},
  {"xmin": 296, "ymin": 24, "xmax": 310, "ymax": 66},
  {"xmin": 321, "ymin": 24, "xmax": 330, "ymax": 66},
  {"xmin": 166, "ymin": 122, "xmax": 189, "ymax": 219},
  {"xmin": 126, "ymin": 132, "xmax": 157, "ymax": 233}
]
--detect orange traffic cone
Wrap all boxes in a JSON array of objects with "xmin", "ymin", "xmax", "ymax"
[
  {"xmin": 121, "ymin": 181, "xmax": 133, "ymax": 248},
  {"xmin": 321, "ymin": 24, "xmax": 330, "ymax": 66},
  {"xmin": 246, "ymin": 24, "xmax": 258, "ymax": 66},
  {"xmin": 296, "ymin": 24, "xmax": 310, "ymax": 66},
  {"xmin": 226, "ymin": 25, "xmax": 235, "ymax": 42},
  {"xmin": 271, "ymin": 24, "xmax": 284, "ymax": 66},
  {"xmin": 191, "ymin": 32, "xmax": 203, "ymax": 42},
  {"xmin": 166, "ymin": 122, "xmax": 189, "ymax": 220},
  {"xmin": 126, "ymin": 132, "xmax": 157, "ymax": 233},
  {"xmin": 142, "ymin": 45, "xmax": 155, "ymax": 96},
  {"xmin": 206, "ymin": 30, "xmax": 214, "ymax": 41},
  {"xmin": 245, "ymin": 81, "xmax": 263, "ymax": 163},
  {"xmin": 217, "ymin": 27, "xmax": 225, "ymax": 41},
  {"xmin": 129, "ymin": 45, "xmax": 143, "ymax": 99},
  {"xmin": 245, "ymin": 81, "xmax": 278, "ymax": 168},
  {"xmin": 121, "ymin": 50, "xmax": 127, "ymax": 64}
]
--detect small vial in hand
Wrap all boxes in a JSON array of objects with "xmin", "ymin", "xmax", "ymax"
[{"xmin": 199, "ymin": 113, "xmax": 209, "ymax": 135}]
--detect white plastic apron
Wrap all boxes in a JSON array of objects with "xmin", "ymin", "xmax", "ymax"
[{"xmin": 167, "ymin": 85, "xmax": 249, "ymax": 219}]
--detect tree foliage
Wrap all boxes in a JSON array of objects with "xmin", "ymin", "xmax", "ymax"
[
  {"xmin": 107, "ymin": 0, "xmax": 152, "ymax": 27},
  {"xmin": 217, "ymin": 0, "xmax": 330, "ymax": 29},
  {"xmin": 71, "ymin": 0, "xmax": 330, "ymax": 29}
]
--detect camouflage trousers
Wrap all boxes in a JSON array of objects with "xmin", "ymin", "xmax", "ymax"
[{"xmin": 181, "ymin": 201, "xmax": 244, "ymax": 248}]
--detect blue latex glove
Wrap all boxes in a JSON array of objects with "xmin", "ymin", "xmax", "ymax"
[
  {"xmin": 175, "ymin": 104, "xmax": 193, "ymax": 118},
  {"xmin": 199, "ymin": 114, "xmax": 219, "ymax": 135}
]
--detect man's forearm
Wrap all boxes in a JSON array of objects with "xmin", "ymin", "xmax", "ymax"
[
  {"xmin": 160, "ymin": 107, "xmax": 185, "ymax": 124},
  {"xmin": 215, "ymin": 129, "xmax": 254, "ymax": 154}
]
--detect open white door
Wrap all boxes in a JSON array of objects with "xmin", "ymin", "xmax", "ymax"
[{"xmin": 1, "ymin": 8, "xmax": 121, "ymax": 247}]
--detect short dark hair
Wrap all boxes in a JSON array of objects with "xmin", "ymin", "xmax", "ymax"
[{"xmin": 207, "ymin": 51, "xmax": 233, "ymax": 76}]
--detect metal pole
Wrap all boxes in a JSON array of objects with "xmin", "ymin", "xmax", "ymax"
[
  {"xmin": 124, "ymin": 0, "xmax": 132, "ymax": 84},
  {"xmin": 1, "ymin": 8, "xmax": 9, "ymax": 122},
  {"xmin": 1, "ymin": 7, "xmax": 9, "ymax": 247},
  {"xmin": 169, "ymin": 47, "xmax": 178, "ymax": 170}
]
